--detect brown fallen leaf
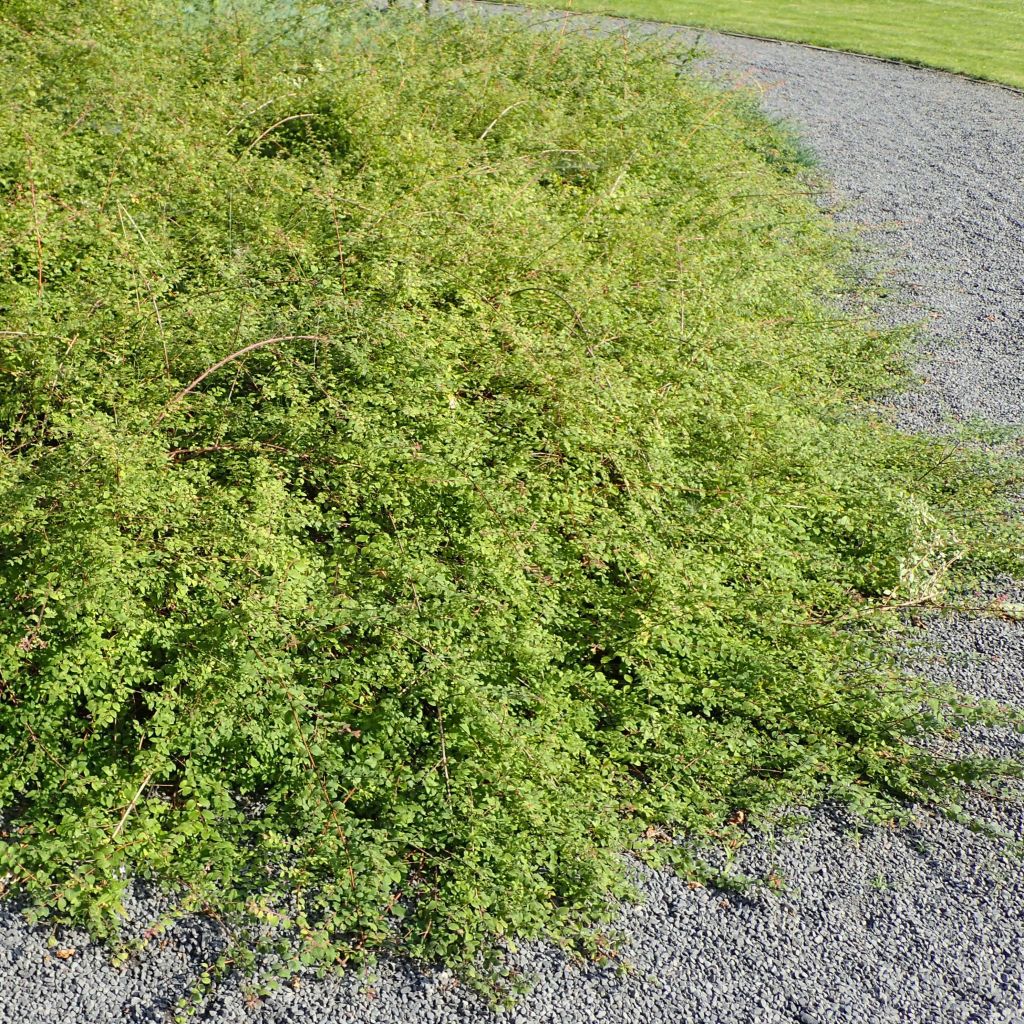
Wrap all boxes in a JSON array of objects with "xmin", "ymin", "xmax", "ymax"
[{"xmin": 55, "ymin": 947, "xmax": 76, "ymax": 960}]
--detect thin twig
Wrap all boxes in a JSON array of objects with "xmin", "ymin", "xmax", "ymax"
[
  {"xmin": 507, "ymin": 285, "xmax": 591, "ymax": 339},
  {"xmin": 154, "ymin": 334, "xmax": 328, "ymax": 424},
  {"xmin": 436, "ymin": 707, "xmax": 452, "ymax": 806},
  {"xmin": 242, "ymin": 113, "xmax": 315, "ymax": 155},
  {"xmin": 22, "ymin": 134, "xmax": 44, "ymax": 297},
  {"xmin": 167, "ymin": 441, "xmax": 320, "ymax": 463},
  {"xmin": 60, "ymin": 103, "xmax": 94, "ymax": 138},
  {"xmin": 229, "ymin": 94, "xmax": 278, "ymax": 132},
  {"xmin": 285, "ymin": 694, "xmax": 358, "ymax": 891},
  {"xmin": 116, "ymin": 198, "xmax": 167, "ymax": 373},
  {"xmin": 327, "ymin": 189, "xmax": 348, "ymax": 293},
  {"xmin": 679, "ymin": 70, "xmax": 756, "ymax": 148},
  {"xmin": 112, "ymin": 771, "xmax": 154, "ymax": 840},
  {"xmin": 477, "ymin": 100, "xmax": 528, "ymax": 141},
  {"xmin": 519, "ymin": 153, "xmax": 635, "ymax": 270},
  {"xmin": 23, "ymin": 722, "xmax": 64, "ymax": 772},
  {"xmin": 912, "ymin": 440, "xmax": 964, "ymax": 484}
]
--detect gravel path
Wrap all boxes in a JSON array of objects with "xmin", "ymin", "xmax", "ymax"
[{"xmin": 3, "ymin": 7, "xmax": 1022, "ymax": 1022}]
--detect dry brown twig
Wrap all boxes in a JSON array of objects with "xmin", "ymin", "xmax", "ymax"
[{"xmin": 154, "ymin": 334, "xmax": 329, "ymax": 424}]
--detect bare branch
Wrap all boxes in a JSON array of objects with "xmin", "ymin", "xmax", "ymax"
[{"xmin": 154, "ymin": 334, "xmax": 328, "ymax": 424}]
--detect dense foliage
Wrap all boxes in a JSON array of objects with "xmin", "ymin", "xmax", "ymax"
[{"xmin": 0, "ymin": 0, "xmax": 1018, "ymax": 991}]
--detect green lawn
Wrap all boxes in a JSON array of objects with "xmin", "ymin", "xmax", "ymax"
[{"xmin": 514, "ymin": 0, "xmax": 1024, "ymax": 89}]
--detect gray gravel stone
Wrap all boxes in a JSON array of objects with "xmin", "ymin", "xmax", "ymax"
[{"xmin": 2, "ymin": 5, "xmax": 1022, "ymax": 1022}]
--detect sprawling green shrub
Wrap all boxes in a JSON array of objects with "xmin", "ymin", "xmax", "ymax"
[{"xmin": 0, "ymin": 0, "xmax": 1018, "ymax": 984}]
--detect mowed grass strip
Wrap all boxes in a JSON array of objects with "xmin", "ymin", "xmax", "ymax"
[{"xmin": 512, "ymin": 0, "xmax": 1024, "ymax": 89}]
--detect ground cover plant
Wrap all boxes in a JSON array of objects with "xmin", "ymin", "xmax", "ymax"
[
  {"xmin": 0, "ymin": 0, "xmax": 1020, "ymax": 1000},
  {"xmin": 513, "ymin": 0, "xmax": 1024, "ymax": 90}
]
